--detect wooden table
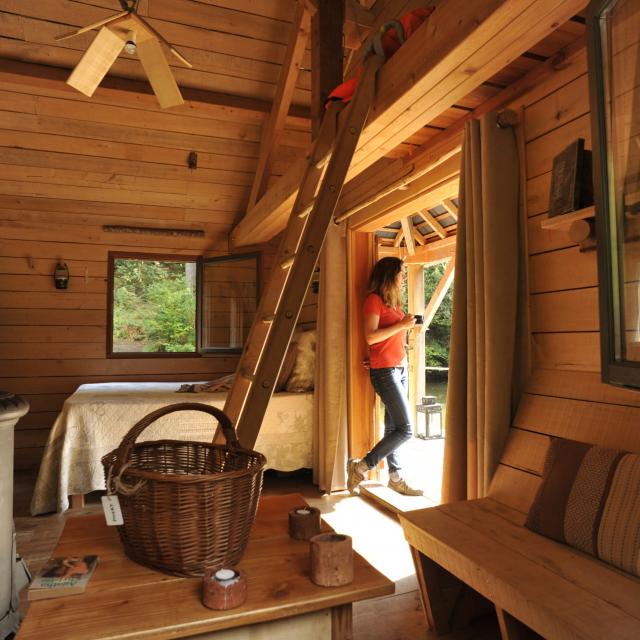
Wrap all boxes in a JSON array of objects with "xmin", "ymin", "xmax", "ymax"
[{"xmin": 19, "ymin": 494, "xmax": 394, "ymax": 639}]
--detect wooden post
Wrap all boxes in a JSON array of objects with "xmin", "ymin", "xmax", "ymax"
[
  {"xmin": 331, "ymin": 604, "xmax": 354, "ymax": 640},
  {"xmin": 407, "ymin": 264, "xmax": 425, "ymax": 428},
  {"xmin": 311, "ymin": 0, "xmax": 344, "ymax": 136},
  {"xmin": 347, "ymin": 231, "xmax": 376, "ymax": 459}
]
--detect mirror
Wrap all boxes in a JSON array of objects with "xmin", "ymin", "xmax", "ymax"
[{"xmin": 588, "ymin": 0, "xmax": 640, "ymax": 388}]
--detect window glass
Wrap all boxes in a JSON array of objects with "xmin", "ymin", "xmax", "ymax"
[
  {"xmin": 111, "ymin": 257, "xmax": 196, "ymax": 354},
  {"xmin": 200, "ymin": 255, "xmax": 258, "ymax": 352}
]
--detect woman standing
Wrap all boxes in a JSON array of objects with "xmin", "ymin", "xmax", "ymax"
[{"xmin": 347, "ymin": 257, "xmax": 423, "ymax": 496}]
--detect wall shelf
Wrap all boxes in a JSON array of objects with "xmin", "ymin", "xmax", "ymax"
[{"xmin": 540, "ymin": 205, "xmax": 595, "ymax": 230}]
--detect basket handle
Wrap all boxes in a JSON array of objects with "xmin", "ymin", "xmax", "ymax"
[{"xmin": 113, "ymin": 402, "xmax": 238, "ymax": 472}]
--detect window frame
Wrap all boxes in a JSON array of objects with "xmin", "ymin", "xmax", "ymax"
[
  {"xmin": 198, "ymin": 252, "xmax": 261, "ymax": 355},
  {"xmin": 107, "ymin": 251, "xmax": 260, "ymax": 358}
]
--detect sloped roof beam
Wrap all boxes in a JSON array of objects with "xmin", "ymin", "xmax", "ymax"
[
  {"xmin": 247, "ymin": 2, "xmax": 311, "ymax": 210},
  {"xmin": 231, "ymin": 0, "xmax": 587, "ymax": 248}
]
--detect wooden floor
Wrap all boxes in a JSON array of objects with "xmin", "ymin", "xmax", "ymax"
[{"xmin": 13, "ymin": 469, "xmax": 499, "ymax": 640}]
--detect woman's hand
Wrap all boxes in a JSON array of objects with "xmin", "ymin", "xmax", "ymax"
[{"xmin": 399, "ymin": 314, "xmax": 417, "ymax": 330}]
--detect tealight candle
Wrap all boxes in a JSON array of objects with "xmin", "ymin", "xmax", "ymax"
[
  {"xmin": 288, "ymin": 505, "xmax": 321, "ymax": 540},
  {"xmin": 202, "ymin": 567, "xmax": 247, "ymax": 610},
  {"xmin": 214, "ymin": 569, "xmax": 236, "ymax": 581}
]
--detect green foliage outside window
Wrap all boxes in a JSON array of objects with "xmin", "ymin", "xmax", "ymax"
[
  {"xmin": 423, "ymin": 263, "xmax": 453, "ymax": 368},
  {"xmin": 113, "ymin": 259, "xmax": 196, "ymax": 353}
]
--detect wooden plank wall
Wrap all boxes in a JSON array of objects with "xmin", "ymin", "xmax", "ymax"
[
  {"xmin": 489, "ymin": 25, "xmax": 640, "ymax": 502},
  {"xmin": 0, "ymin": 79, "xmax": 314, "ymax": 470}
]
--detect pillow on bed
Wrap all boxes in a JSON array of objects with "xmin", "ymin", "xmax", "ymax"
[
  {"xmin": 525, "ymin": 437, "xmax": 640, "ymax": 577},
  {"xmin": 286, "ymin": 330, "xmax": 316, "ymax": 392}
]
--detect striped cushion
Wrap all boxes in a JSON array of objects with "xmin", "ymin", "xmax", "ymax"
[{"xmin": 525, "ymin": 437, "xmax": 640, "ymax": 577}]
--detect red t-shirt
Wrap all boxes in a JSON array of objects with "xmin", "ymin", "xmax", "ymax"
[{"xmin": 363, "ymin": 293, "xmax": 406, "ymax": 368}]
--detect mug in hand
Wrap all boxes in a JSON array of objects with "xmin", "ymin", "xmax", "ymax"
[{"xmin": 414, "ymin": 314, "xmax": 424, "ymax": 325}]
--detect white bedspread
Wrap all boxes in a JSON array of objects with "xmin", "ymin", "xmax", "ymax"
[{"xmin": 31, "ymin": 382, "xmax": 313, "ymax": 515}]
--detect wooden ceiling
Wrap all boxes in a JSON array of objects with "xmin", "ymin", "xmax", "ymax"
[{"xmin": 0, "ymin": 1, "xmax": 587, "ymax": 245}]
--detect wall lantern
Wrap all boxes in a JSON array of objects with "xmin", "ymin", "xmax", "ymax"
[
  {"xmin": 415, "ymin": 396, "xmax": 443, "ymax": 439},
  {"xmin": 54, "ymin": 262, "xmax": 70, "ymax": 289}
]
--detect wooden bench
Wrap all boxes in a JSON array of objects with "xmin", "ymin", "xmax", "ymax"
[{"xmin": 399, "ymin": 392, "xmax": 640, "ymax": 640}]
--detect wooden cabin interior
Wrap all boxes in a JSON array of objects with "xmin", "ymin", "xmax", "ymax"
[{"xmin": 2, "ymin": 0, "xmax": 640, "ymax": 639}]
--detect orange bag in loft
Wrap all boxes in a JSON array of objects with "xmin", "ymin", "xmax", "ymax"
[{"xmin": 326, "ymin": 7, "xmax": 435, "ymax": 108}]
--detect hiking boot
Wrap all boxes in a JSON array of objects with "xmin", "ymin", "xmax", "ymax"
[
  {"xmin": 388, "ymin": 478, "xmax": 424, "ymax": 496},
  {"xmin": 347, "ymin": 458, "xmax": 366, "ymax": 495}
]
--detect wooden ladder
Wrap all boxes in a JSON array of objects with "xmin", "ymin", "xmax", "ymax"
[{"xmin": 219, "ymin": 54, "xmax": 383, "ymax": 449}]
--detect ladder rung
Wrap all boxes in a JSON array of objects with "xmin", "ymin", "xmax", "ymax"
[
  {"xmin": 280, "ymin": 255, "xmax": 295, "ymax": 270},
  {"xmin": 297, "ymin": 200, "xmax": 314, "ymax": 219},
  {"xmin": 314, "ymin": 155, "xmax": 330, "ymax": 170}
]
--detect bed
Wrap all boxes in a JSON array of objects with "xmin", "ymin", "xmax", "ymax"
[{"xmin": 30, "ymin": 382, "xmax": 313, "ymax": 515}]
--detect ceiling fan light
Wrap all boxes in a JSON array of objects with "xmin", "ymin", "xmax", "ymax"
[{"xmin": 124, "ymin": 30, "xmax": 136, "ymax": 54}]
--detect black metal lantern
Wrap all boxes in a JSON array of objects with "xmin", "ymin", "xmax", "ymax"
[{"xmin": 54, "ymin": 262, "xmax": 69, "ymax": 289}]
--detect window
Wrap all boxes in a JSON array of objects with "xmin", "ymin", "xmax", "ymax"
[
  {"xmin": 199, "ymin": 254, "xmax": 259, "ymax": 353},
  {"xmin": 108, "ymin": 252, "xmax": 259, "ymax": 356}
]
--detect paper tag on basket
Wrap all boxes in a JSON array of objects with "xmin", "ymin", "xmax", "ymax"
[{"xmin": 101, "ymin": 495, "xmax": 124, "ymax": 526}]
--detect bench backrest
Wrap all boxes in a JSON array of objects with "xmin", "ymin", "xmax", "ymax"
[{"xmin": 488, "ymin": 369, "xmax": 640, "ymax": 516}]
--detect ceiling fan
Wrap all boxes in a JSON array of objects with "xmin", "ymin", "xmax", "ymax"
[{"xmin": 56, "ymin": 0, "xmax": 192, "ymax": 108}]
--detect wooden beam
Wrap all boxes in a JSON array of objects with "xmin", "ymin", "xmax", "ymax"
[
  {"xmin": 404, "ymin": 236, "xmax": 456, "ymax": 265},
  {"xmin": 423, "ymin": 258, "xmax": 455, "ymax": 328},
  {"xmin": 393, "ymin": 229, "xmax": 405, "ymax": 248},
  {"xmin": 412, "ymin": 227, "xmax": 426, "ymax": 246},
  {"xmin": 232, "ymin": 0, "xmax": 587, "ymax": 247},
  {"xmin": 311, "ymin": 0, "xmax": 345, "ymax": 136},
  {"xmin": 400, "ymin": 217, "xmax": 416, "ymax": 255},
  {"xmin": 347, "ymin": 0, "xmax": 587, "ymax": 178},
  {"xmin": 337, "ymin": 33, "xmax": 587, "ymax": 224},
  {"xmin": 350, "ymin": 176, "xmax": 460, "ymax": 232},
  {"xmin": 248, "ymin": 3, "xmax": 311, "ymax": 209},
  {"xmin": 0, "ymin": 59, "xmax": 311, "ymax": 126},
  {"xmin": 442, "ymin": 198, "xmax": 459, "ymax": 221},
  {"xmin": 407, "ymin": 263, "xmax": 426, "ymax": 424},
  {"xmin": 418, "ymin": 210, "xmax": 447, "ymax": 239},
  {"xmin": 345, "ymin": 154, "xmax": 460, "ymax": 230},
  {"xmin": 347, "ymin": 231, "xmax": 376, "ymax": 458},
  {"xmin": 304, "ymin": 0, "xmax": 374, "ymax": 47}
]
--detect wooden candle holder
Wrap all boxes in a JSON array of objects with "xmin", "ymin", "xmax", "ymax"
[
  {"xmin": 202, "ymin": 568, "xmax": 247, "ymax": 610},
  {"xmin": 288, "ymin": 506, "xmax": 321, "ymax": 540},
  {"xmin": 310, "ymin": 533, "xmax": 354, "ymax": 587}
]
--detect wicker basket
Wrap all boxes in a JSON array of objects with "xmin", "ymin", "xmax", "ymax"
[{"xmin": 101, "ymin": 402, "xmax": 266, "ymax": 577}]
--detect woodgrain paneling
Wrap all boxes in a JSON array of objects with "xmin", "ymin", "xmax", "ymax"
[
  {"xmin": 0, "ymin": 72, "xmax": 301, "ymax": 470},
  {"xmin": 515, "ymin": 43, "xmax": 640, "ymax": 496}
]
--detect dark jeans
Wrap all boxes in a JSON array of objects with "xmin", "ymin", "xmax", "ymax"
[{"xmin": 364, "ymin": 366, "xmax": 412, "ymax": 473}]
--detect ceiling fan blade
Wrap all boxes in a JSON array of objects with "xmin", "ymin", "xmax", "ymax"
[
  {"xmin": 136, "ymin": 37, "xmax": 184, "ymax": 108},
  {"xmin": 55, "ymin": 10, "xmax": 129, "ymax": 41},
  {"xmin": 67, "ymin": 26, "xmax": 125, "ymax": 97}
]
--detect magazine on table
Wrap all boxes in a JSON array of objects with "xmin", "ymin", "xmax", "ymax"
[{"xmin": 28, "ymin": 555, "xmax": 99, "ymax": 601}]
